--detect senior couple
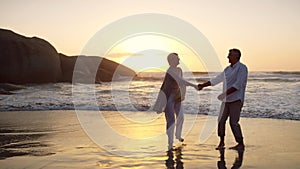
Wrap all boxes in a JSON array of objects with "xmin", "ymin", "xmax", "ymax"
[{"xmin": 153, "ymin": 49, "xmax": 248, "ymax": 151}]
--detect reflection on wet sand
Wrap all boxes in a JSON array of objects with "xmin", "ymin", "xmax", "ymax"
[
  {"xmin": 0, "ymin": 130, "xmax": 55, "ymax": 160},
  {"xmin": 1, "ymin": 111, "xmax": 299, "ymax": 168},
  {"xmin": 165, "ymin": 146, "xmax": 184, "ymax": 169},
  {"xmin": 217, "ymin": 149, "xmax": 244, "ymax": 169}
]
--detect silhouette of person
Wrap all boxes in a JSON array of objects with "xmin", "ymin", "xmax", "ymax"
[
  {"xmin": 217, "ymin": 149, "xmax": 244, "ymax": 169},
  {"xmin": 153, "ymin": 53, "xmax": 198, "ymax": 150},
  {"xmin": 165, "ymin": 146, "xmax": 184, "ymax": 169},
  {"xmin": 198, "ymin": 48, "xmax": 248, "ymax": 150},
  {"xmin": 218, "ymin": 149, "xmax": 226, "ymax": 169},
  {"xmin": 174, "ymin": 147, "xmax": 184, "ymax": 169},
  {"xmin": 232, "ymin": 150, "xmax": 244, "ymax": 169},
  {"xmin": 166, "ymin": 150, "xmax": 175, "ymax": 169}
]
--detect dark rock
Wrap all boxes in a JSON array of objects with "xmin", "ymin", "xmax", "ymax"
[
  {"xmin": 0, "ymin": 29, "xmax": 136, "ymax": 84},
  {"xmin": 59, "ymin": 53, "xmax": 76, "ymax": 82},
  {"xmin": 0, "ymin": 29, "xmax": 62, "ymax": 83},
  {"xmin": 59, "ymin": 54, "xmax": 136, "ymax": 83}
]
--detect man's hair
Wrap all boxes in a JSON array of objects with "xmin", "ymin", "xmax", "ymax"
[
  {"xmin": 167, "ymin": 53, "xmax": 178, "ymax": 65},
  {"xmin": 229, "ymin": 48, "xmax": 241, "ymax": 59}
]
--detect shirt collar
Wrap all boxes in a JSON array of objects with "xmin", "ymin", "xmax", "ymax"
[{"xmin": 231, "ymin": 61, "xmax": 241, "ymax": 68}]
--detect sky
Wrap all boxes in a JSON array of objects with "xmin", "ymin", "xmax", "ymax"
[{"xmin": 1, "ymin": 0, "xmax": 300, "ymax": 72}]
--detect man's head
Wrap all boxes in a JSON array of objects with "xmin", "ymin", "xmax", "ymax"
[
  {"xmin": 228, "ymin": 48, "xmax": 241, "ymax": 65},
  {"xmin": 167, "ymin": 53, "xmax": 180, "ymax": 67}
]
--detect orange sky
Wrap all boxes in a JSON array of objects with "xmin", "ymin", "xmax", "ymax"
[{"xmin": 1, "ymin": 0, "xmax": 299, "ymax": 72}]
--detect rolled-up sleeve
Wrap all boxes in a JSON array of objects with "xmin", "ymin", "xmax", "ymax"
[{"xmin": 210, "ymin": 72, "xmax": 225, "ymax": 86}]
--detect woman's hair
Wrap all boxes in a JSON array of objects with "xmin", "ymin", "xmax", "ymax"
[{"xmin": 167, "ymin": 53, "xmax": 178, "ymax": 65}]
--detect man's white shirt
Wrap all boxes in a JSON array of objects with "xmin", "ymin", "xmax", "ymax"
[{"xmin": 210, "ymin": 61, "xmax": 248, "ymax": 103}]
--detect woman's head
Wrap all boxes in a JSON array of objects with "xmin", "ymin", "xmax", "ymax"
[{"xmin": 167, "ymin": 53, "xmax": 180, "ymax": 67}]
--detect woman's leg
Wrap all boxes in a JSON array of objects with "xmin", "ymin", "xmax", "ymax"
[
  {"xmin": 165, "ymin": 94, "xmax": 176, "ymax": 149},
  {"xmin": 175, "ymin": 102, "xmax": 184, "ymax": 141}
]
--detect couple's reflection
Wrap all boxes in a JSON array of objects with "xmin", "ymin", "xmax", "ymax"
[
  {"xmin": 165, "ymin": 147, "xmax": 184, "ymax": 169},
  {"xmin": 218, "ymin": 149, "xmax": 244, "ymax": 169}
]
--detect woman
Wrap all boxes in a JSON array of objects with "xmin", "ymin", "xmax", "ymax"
[{"xmin": 153, "ymin": 53, "xmax": 198, "ymax": 150}]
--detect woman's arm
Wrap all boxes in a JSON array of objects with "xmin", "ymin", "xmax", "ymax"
[{"xmin": 167, "ymin": 68, "xmax": 198, "ymax": 89}]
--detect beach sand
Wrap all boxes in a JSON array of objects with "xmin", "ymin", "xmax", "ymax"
[{"xmin": 0, "ymin": 110, "xmax": 299, "ymax": 168}]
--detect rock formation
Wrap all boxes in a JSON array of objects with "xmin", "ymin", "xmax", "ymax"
[
  {"xmin": 0, "ymin": 29, "xmax": 61, "ymax": 83},
  {"xmin": 59, "ymin": 54, "xmax": 136, "ymax": 83},
  {"xmin": 0, "ymin": 28, "xmax": 136, "ymax": 84}
]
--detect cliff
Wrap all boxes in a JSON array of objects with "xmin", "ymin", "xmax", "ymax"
[{"xmin": 0, "ymin": 29, "xmax": 136, "ymax": 84}]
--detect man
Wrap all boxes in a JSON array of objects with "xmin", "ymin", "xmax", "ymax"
[{"xmin": 198, "ymin": 48, "xmax": 248, "ymax": 150}]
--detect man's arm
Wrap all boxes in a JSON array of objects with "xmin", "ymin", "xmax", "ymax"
[
  {"xmin": 217, "ymin": 87, "xmax": 237, "ymax": 100},
  {"xmin": 218, "ymin": 65, "xmax": 248, "ymax": 100},
  {"xmin": 198, "ymin": 71, "xmax": 225, "ymax": 90}
]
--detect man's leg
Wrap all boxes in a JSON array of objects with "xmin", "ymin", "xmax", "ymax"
[
  {"xmin": 229, "ymin": 100, "xmax": 244, "ymax": 150},
  {"xmin": 216, "ymin": 102, "xmax": 230, "ymax": 149}
]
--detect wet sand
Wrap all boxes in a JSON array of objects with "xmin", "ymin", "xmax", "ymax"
[{"xmin": 0, "ymin": 110, "xmax": 299, "ymax": 168}]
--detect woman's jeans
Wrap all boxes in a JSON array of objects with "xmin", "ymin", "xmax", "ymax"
[{"xmin": 165, "ymin": 93, "xmax": 184, "ymax": 147}]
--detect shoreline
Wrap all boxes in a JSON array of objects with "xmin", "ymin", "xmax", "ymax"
[
  {"xmin": 0, "ymin": 110, "xmax": 299, "ymax": 168},
  {"xmin": 0, "ymin": 109, "xmax": 299, "ymax": 121}
]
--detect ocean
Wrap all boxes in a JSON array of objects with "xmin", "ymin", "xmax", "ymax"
[{"xmin": 0, "ymin": 71, "xmax": 299, "ymax": 120}]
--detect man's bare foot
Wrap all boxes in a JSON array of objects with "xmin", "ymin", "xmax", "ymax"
[
  {"xmin": 215, "ymin": 142, "xmax": 225, "ymax": 150},
  {"xmin": 229, "ymin": 143, "xmax": 245, "ymax": 150}
]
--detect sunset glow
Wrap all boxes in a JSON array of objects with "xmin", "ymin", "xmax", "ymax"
[
  {"xmin": 105, "ymin": 34, "xmax": 206, "ymax": 72},
  {"xmin": 1, "ymin": 0, "xmax": 299, "ymax": 71}
]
